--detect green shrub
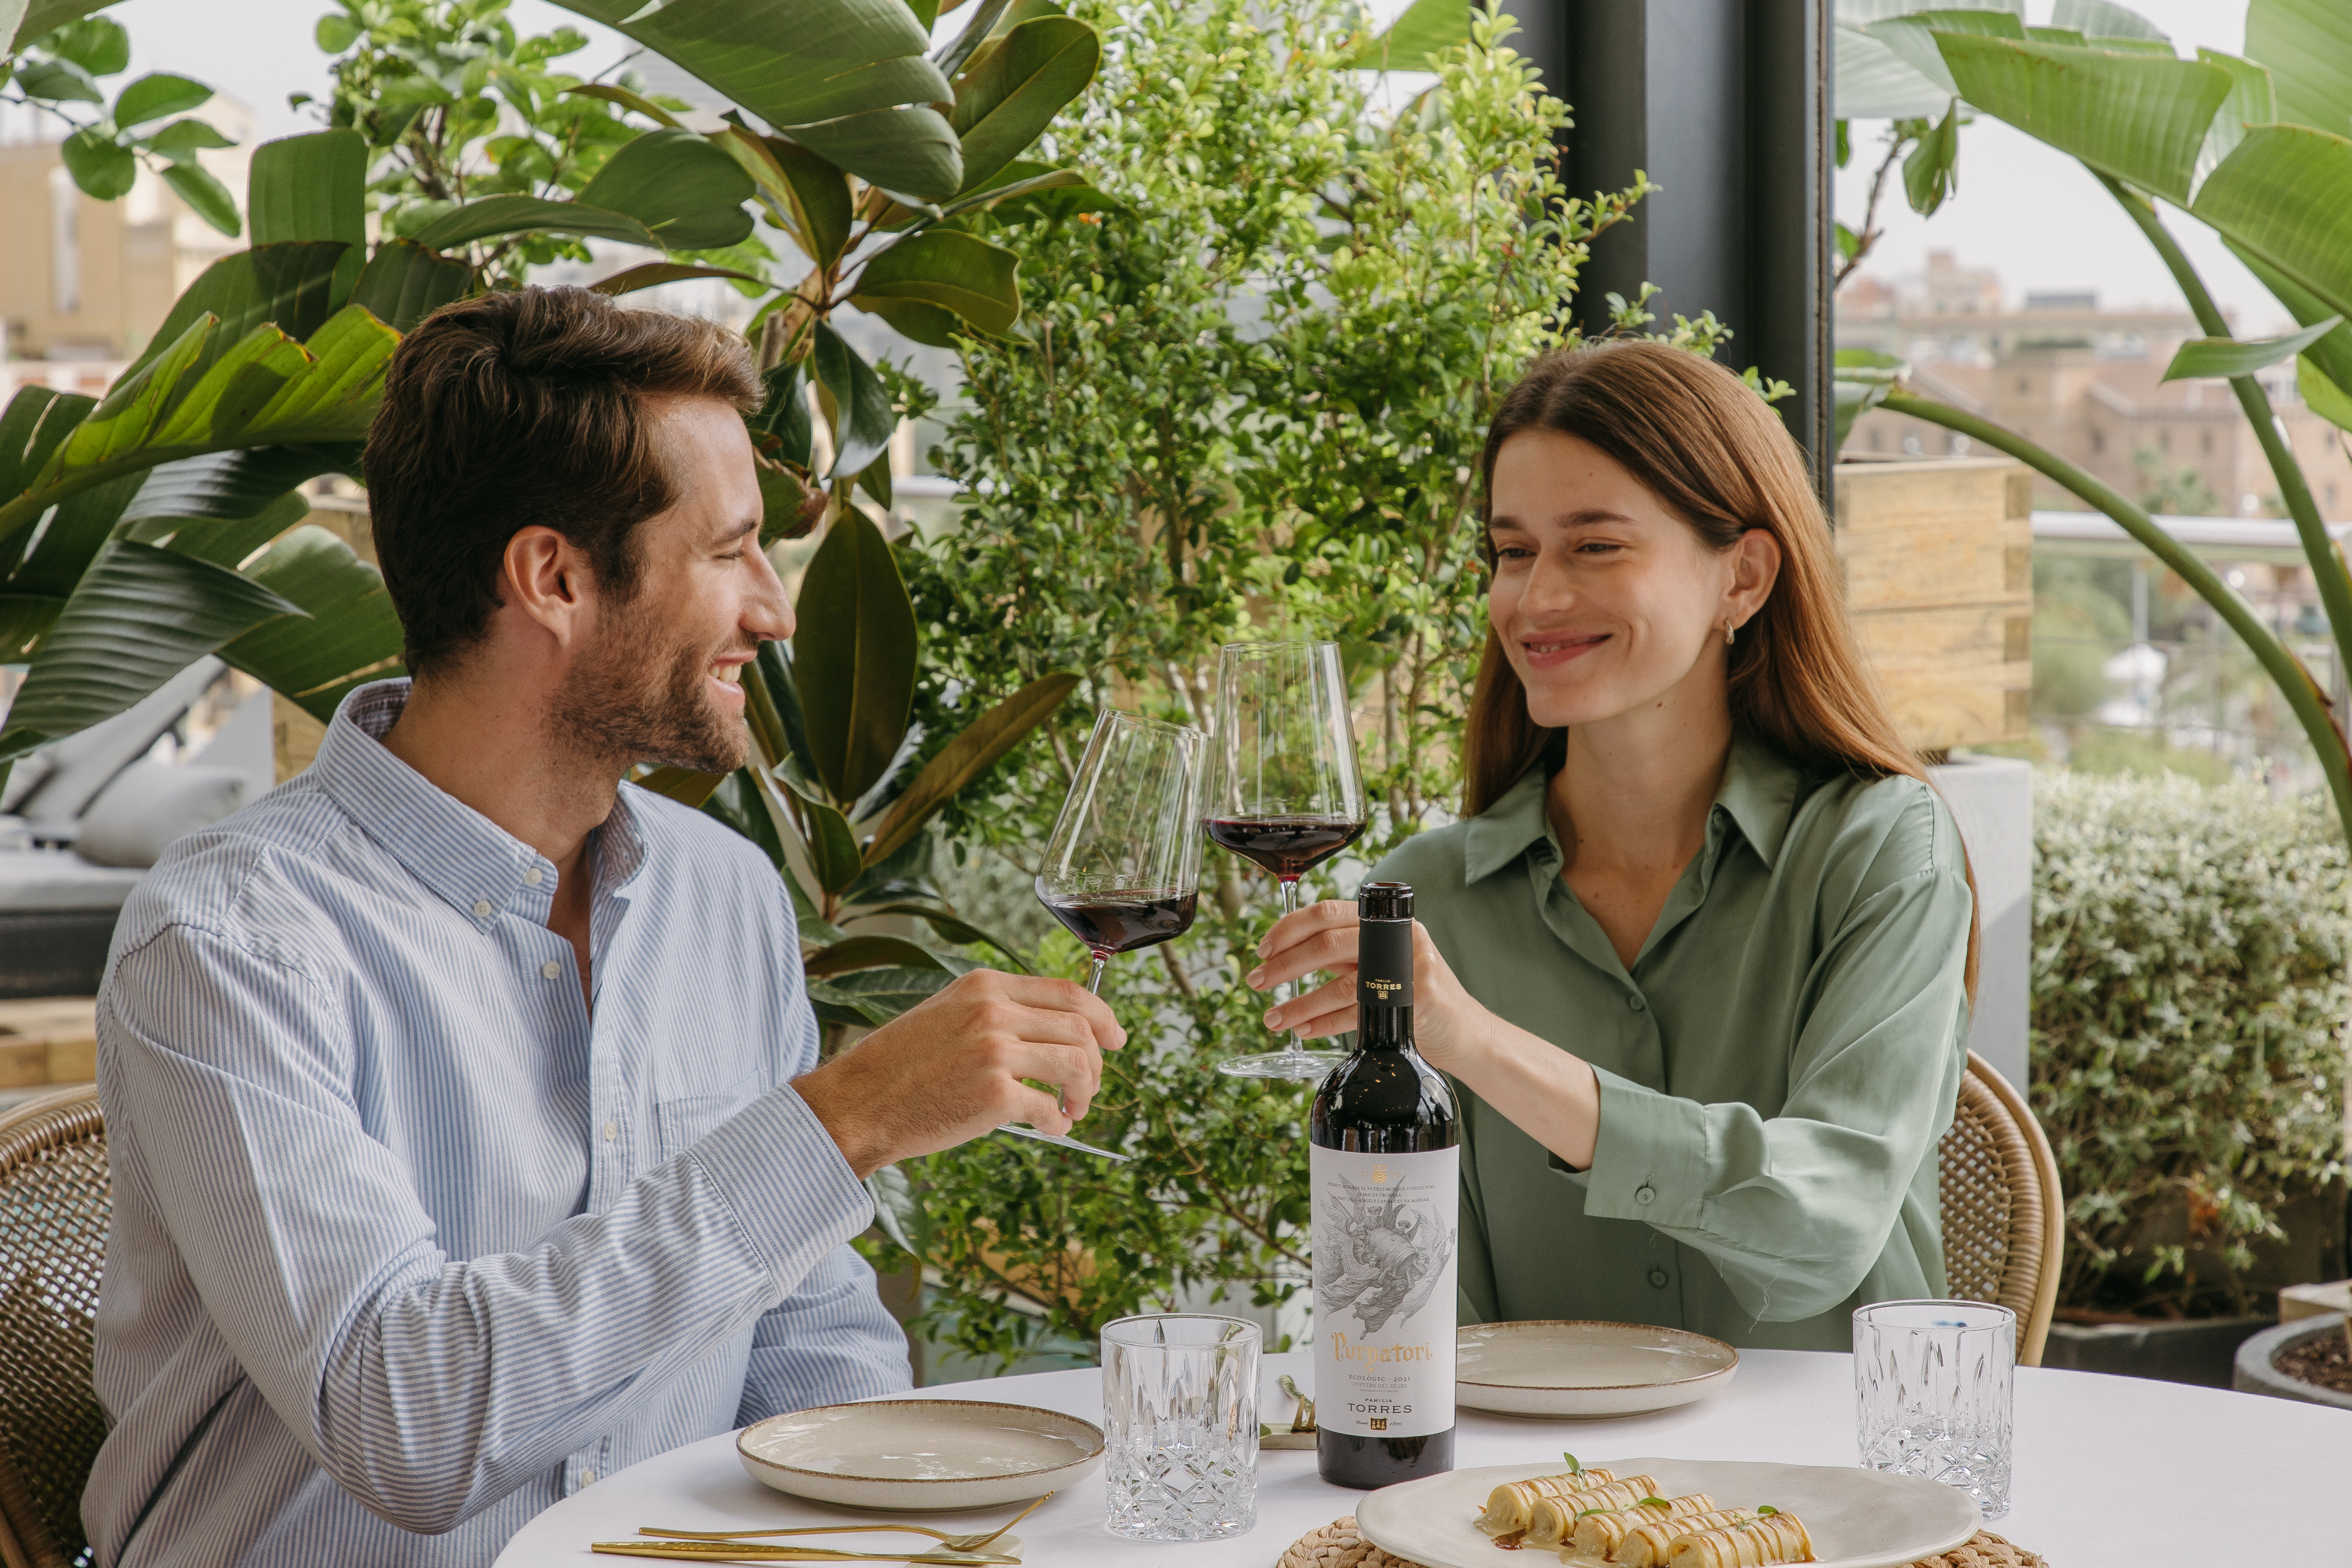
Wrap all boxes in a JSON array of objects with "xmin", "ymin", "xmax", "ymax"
[{"xmin": 2031, "ymin": 769, "xmax": 2348, "ymax": 1316}]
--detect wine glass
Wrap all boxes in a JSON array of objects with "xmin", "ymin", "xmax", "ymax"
[
  {"xmin": 1204, "ymin": 640, "xmax": 1366, "ymax": 1080},
  {"xmin": 1035, "ymin": 708, "xmax": 1207, "ymax": 993}
]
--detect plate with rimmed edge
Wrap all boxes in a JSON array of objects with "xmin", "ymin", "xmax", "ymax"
[
  {"xmin": 1356, "ymin": 1458, "xmax": 1982, "ymax": 1568},
  {"xmin": 1457, "ymin": 1320, "xmax": 1740, "ymax": 1418},
  {"xmin": 737, "ymin": 1399, "xmax": 1103, "ymax": 1513}
]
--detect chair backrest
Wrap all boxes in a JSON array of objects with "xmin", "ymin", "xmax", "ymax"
[
  {"xmin": 0, "ymin": 1086, "xmax": 110, "ymax": 1568},
  {"xmin": 1937, "ymin": 1050, "xmax": 2063, "ymax": 1367}
]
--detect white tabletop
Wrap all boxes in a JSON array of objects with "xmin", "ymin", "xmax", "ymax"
[{"xmin": 497, "ymin": 1347, "xmax": 2349, "ymax": 1566}]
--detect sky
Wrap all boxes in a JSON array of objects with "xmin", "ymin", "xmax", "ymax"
[{"xmin": 101, "ymin": 0, "xmax": 2280, "ymax": 329}]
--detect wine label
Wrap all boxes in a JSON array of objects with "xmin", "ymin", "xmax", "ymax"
[{"xmin": 1310, "ymin": 1143, "xmax": 1458, "ymax": 1438}]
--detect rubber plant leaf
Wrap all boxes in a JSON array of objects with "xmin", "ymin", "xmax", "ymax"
[
  {"xmin": 589, "ymin": 261, "xmax": 766, "ymax": 297},
  {"xmin": 807, "ymin": 966, "xmax": 954, "ymax": 1024},
  {"xmin": 782, "ymin": 772, "xmax": 867, "ymax": 895},
  {"xmin": 862, "ymin": 671, "xmax": 1078, "ymax": 865},
  {"xmin": 793, "ymin": 505, "xmax": 917, "ymax": 802},
  {"xmin": 0, "ymin": 540, "xmax": 303, "ymax": 762},
  {"xmin": 782, "ymin": 104, "xmax": 962, "ymax": 205},
  {"xmin": 407, "ymin": 195, "xmax": 655, "ymax": 251},
  {"xmin": 947, "ymin": 15, "xmax": 1099, "ymax": 195},
  {"xmin": 804, "ymin": 934, "xmax": 949, "ymax": 977},
  {"xmin": 248, "ymin": 129, "xmax": 369, "ymax": 303},
  {"xmin": 808, "ymin": 321, "xmax": 897, "ymax": 481},
  {"xmin": 575, "ymin": 127, "xmax": 756, "ymax": 251},
  {"xmin": 757, "ymin": 135, "xmax": 854, "ymax": 270},
  {"xmin": 853, "ymin": 211, "xmax": 1024, "ymax": 334},
  {"xmin": 866, "ymin": 1164, "xmax": 930, "ymax": 1258},
  {"xmin": 2162, "ymin": 315, "xmax": 2344, "ymax": 380},
  {"xmin": 1936, "ymin": 34, "xmax": 2231, "ymax": 205},
  {"xmin": 219, "ymin": 524, "xmax": 404, "ymax": 720}
]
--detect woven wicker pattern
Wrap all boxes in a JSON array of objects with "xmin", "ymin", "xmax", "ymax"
[
  {"xmin": 1936, "ymin": 1052, "xmax": 2062, "ymax": 1367},
  {"xmin": 0, "ymin": 1085, "xmax": 110, "ymax": 1568},
  {"xmin": 1274, "ymin": 1519, "xmax": 2046, "ymax": 1568}
]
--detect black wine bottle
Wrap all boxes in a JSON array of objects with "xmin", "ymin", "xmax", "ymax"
[{"xmin": 1309, "ymin": 881, "xmax": 1460, "ymax": 1490}]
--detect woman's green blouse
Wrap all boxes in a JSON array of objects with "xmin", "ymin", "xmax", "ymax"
[{"xmin": 1369, "ymin": 735, "xmax": 1974, "ymax": 1351}]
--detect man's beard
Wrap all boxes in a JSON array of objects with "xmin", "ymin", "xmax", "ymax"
[{"xmin": 549, "ymin": 594, "xmax": 750, "ymax": 776}]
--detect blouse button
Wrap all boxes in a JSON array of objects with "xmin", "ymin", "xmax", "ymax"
[
  {"xmin": 1647, "ymin": 1265, "xmax": 1670, "ymax": 1289},
  {"xmin": 1626, "ymin": 994, "xmax": 1647, "ymax": 1012},
  {"xmin": 1635, "ymin": 1184, "xmax": 1657, "ymax": 1205}
]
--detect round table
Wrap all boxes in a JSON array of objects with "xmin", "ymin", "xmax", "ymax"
[{"xmin": 496, "ymin": 1347, "xmax": 2348, "ymax": 1565}]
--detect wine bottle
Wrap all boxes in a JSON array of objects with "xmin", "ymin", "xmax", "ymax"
[{"xmin": 1310, "ymin": 881, "xmax": 1460, "ymax": 1489}]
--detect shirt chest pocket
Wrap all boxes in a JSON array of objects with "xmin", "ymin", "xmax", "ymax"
[{"xmin": 656, "ymin": 1073, "xmax": 764, "ymax": 1161}]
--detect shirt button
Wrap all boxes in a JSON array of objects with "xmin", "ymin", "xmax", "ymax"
[
  {"xmin": 602, "ymin": 1121, "xmax": 619, "ymax": 1142},
  {"xmin": 542, "ymin": 959, "xmax": 562, "ymax": 979},
  {"xmin": 524, "ymin": 867, "xmax": 544, "ymax": 886},
  {"xmin": 1627, "ymin": 994, "xmax": 1646, "ymax": 1012},
  {"xmin": 580, "ymin": 1469, "xmax": 597, "ymax": 1485},
  {"xmin": 1635, "ymin": 1184, "xmax": 1657, "ymax": 1205},
  {"xmin": 1647, "ymin": 1265, "xmax": 1670, "ymax": 1289},
  {"xmin": 473, "ymin": 900, "xmax": 492, "ymax": 918}
]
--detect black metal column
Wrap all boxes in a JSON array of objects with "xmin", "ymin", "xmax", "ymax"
[{"xmin": 1524, "ymin": 1, "xmax": 1834, "ymax": 511}]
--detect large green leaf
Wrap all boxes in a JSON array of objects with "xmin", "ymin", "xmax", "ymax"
[
  {"xmin": 347, "ymin": 240, "xmax": 472, "ymax": 331},
  {"xmin": 865, "ymin": 1164, "xmax": 930, "ymax": 1257},
  {"xmin": 1866, "ymin": 9, "xmax": 2024, "ymax": 98},
  {"xmin": 1937, "ymin": 33, "xmax": 2232, "ymax": 203},
  {"xmin": 948, "ymin": 15, "xmax": 1099, "ymax": 195},
  {"xmin": 2300, "ymin": 354, "xmax": 2352, "ymax": 434},
  {"xmin": 850, "ymin": 229, "xmax": 1021, "ymax": 339},
  {"xmin": 862, "ymin": 671, "xmax": 1078, "ymax": 864},
  {"xmin": 2161, "ymin": 315, "xmax": 2343, "ymax": 380},
  {"xmin": 0, "ymin": 472, "xmax": 140, "ymax": 602},
  {"xmin": 697, "ymin": 766, "xmax": 785, "ymax": 864},
  {"xmin": 550, "ymin": 0, "xmax": 952, "ymax": 159},
  {"xmin": 589, "ymin": 261, "xmax": 765, "ymax": 297},
  {"xmin": 752, "ymin": 639, "xmax": 818, "ymax": 779},
  {"xmin": 759, "ymin": 135, "xmax": 854, "ymax": 268},
  {"xmin": 122, "ymin": 445, "xmax": 358, "ymax": 526},
  {"xmin": 1902, "ymin": 97, "xmax": 1964, "ymax": 215},
  {"xmin": 120, "ymin": 240, "xmax": 348, "ymax": 383},
  {"xmin": 2194, "ymin": 126, "xmax": 2352, "ymax": 325},
  {"xmin": 60, "ymin": 127, "xmax": 135, "ymax": 199},
  {"xmin": 804, "ymin": 933, "xmax": 948, "ymax": 977},
  {"xmin": 1832, "ymin": 348, "xmax": 1904, "ymax": 454},
  {"xmin": 9, "ymin": 0, "xmax": 122, "ymax": 53},
  {"xmin": 808, "ymin": 965, "xmax": 952, "ymax": 1024},
  {"xmin": 2228, "ymin": 241, "xmax": 2352, "ymax": 410},
  {"xmin": 407, "ymin": 195, "xmax": 655, "ymax": 251},
  {"xmin": 1834, "ymin": 24, "xmax": 1954, "ymax": 119},
  {"xmin": 112, "ymin": 71, "xmax": 210, "ymax": 130},
  {"xmin": 2049, "ymin": 0, "xmax": 2167, "ymax": 41},
  {"xmin": 10, "ymin": 56, "xmax": 103, "ymax": 104},
  {"xmin": 1344, "ymin": 0, "xmax": 1468, "ymax": 69},
  {"xmin": 794, "ymin": 507, "xmax": 916, "ymax": 803},
  {"xmin": 784, "ymin": 105, "xmax": 962, "ymax": 204},
  {"xmin": 20, "ymin": 10, "xmax": 122, "ymax": 70},
  {"xmin": 575, "ymin": 127, "xmax": 756, "ymax": 251},
  {"xmin": 147, "ymin": 487, "xmax": 310, "ymax": 567},
  {"xmin": 0, "ymin": 387, "xmax": 95, "ymax": 501},
  {"xmin": 2194, "ymin": 49, "xmax": 2276, "ymax": 192},
  {"xmin": 808, "ymin": 321, "xmax": 897, "ymax": 480},
  {"xmin": 750, "ymin": 360, "xmax": 815, "ymax": 470},
  {"xmin": 2245, "ymin": 0, "xmax": 2352, "ymax": 135},
  {"xmin": 248, "ymin": 130, "xmax": 368, "ymax": 304},
  {"xmin": 219, "ymin": 524, "xmax": 403, "ymax": 719},
  {"xmin": 783, "ymin": 772, "xmax": 867, "ymax": 893},
  {"xmin": 854, "ymin": 901, "xmax": 1031, "ymax": 969},
  {"xmin": 0, "ymin": 540, "xmax": 302, "ymax": 761}
]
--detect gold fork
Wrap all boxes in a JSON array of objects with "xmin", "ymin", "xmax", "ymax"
[{"xmin": 640, "ymin": 1492, "xmax": 1050, "ymax": 1553}]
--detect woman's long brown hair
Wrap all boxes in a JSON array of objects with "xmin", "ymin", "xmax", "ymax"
[{"xmin": 1463, "ymin": 340, "xmax": 1979, "ymax": 1000}]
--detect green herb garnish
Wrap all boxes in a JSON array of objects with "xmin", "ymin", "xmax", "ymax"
[
  {"xmin": 1562, "ymin": 1452, "xmax": 1582, "ymax": 1474},
  {"xmin": 1637, "ymin": 1498, "xmax": 1672, "ymax": 1509},
  {"xmin": 1757, "ymin": 1505, "xmax": 1779, "ymax": 1516}
]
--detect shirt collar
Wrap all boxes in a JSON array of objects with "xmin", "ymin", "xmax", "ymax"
[
  {"xmin": 1459, "ymin": 729, "xmax": 1805, "ymax": 883},
  {"xmin": 312, "ymin": 678, "xmax": 649, "ymax": 922}
]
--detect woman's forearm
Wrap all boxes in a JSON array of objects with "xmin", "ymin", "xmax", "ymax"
[{"xmin": 1446, "ymin": 1008, "xmax": 1604, "ymax": 1171}]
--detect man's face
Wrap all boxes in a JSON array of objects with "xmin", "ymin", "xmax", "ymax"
[{"xmin": 550, "ymin": 396, "xmax": 791, "ymax": 774}]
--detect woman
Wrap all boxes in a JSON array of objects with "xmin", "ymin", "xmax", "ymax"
[{"xmin": 1251, "ymin": 340, "xmax": 1978, "ymax": 1350}]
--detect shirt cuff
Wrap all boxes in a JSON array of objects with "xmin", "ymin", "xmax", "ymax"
[
  {"xmin": 1574, "ymin": 1064, "xmax": 1709, "ymax": 1231},
  {"xmin": 686, "ymin": 1084, "xmax": 874, "ymax": 1291}
]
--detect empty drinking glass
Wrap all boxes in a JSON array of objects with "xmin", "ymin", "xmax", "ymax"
[
  {"xmin": 1100, "ymin": 1314, "xmax": 1259, "ymax": 1542},
  {"xmin": 1853, "ymin": 1299, "xmax": 2015, "ymax": 1519}
]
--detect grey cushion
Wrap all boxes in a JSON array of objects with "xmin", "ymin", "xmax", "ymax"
[
  {"xmin": 0, "ymin": 846, "xmax": 144, "ymax": 912},
  {"xmin": 0, "ymin": 752, "xmax": 54, "ymax": 814},
  {"xmin": 75, "ymin": 763, "xmax": 247, "ymax": 869}
]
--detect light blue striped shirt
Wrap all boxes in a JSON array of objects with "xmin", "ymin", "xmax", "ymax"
[{"xmin": 86, "ymin": 680, "xmax": 911, "ymax": 1568}]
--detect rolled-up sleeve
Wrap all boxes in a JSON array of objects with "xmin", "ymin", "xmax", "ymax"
[
  {"xmin": 105, "ymin": 920, "xmax": 877, "ymax": 1536},
  {"xmin": 1574, "ymin": 838, "xmax": 1973, "ymax": 1322}
]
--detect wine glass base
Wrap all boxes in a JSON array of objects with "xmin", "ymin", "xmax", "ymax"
[{"xmin": 1217, "ymin": 1049, "xmax": 1344, "ymax": 1082}]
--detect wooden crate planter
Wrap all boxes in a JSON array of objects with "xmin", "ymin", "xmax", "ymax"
[
  {"xmin": 0, "ymin": 998, "xmax": 97, "ymax": 1091},
  {"xmin": 1833, "ymin": 457, "xmax": 2034, "ymax": 754}
]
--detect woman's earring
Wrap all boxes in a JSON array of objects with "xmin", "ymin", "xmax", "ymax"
[{"xmin": 1724, "ymin": 618, "xmax": 1737, "ymax": 646}]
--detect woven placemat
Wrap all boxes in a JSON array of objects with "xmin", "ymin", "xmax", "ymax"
[{"xmin": 1273, "ymin": 1516, "xmax": 2047, "ymax": 1568}]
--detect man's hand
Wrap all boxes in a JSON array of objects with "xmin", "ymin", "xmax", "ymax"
[{"xmin": 793, "ymin": 969, "xmax": 1126, "ymax": 1177}]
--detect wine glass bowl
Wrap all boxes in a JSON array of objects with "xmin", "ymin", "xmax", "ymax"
[
  {"xmin": 1204, "ymin": 641, "xmax": 1367, "ymax": 1081},
  {"xmin": 1034, "ymin": 709, "xmax": 1207, "ymax": 992}
]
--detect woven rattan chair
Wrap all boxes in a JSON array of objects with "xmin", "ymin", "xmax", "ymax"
[
  {"xmin": 0, "ymin": 1085, "xmax": 109, "ymax": 1568},
  {"xmin": 1937, "ymin": 1051, "xmax": 2062, "ymax": 1367}
]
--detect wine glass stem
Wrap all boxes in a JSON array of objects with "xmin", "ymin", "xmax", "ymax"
[
  {"xmin": 1085, "ymin": 952, "xmax": 1109, "ymax": 995},
  {"xmin": 1278, "ymin": 877, "xmax": 1305, "ymax": 1060}
]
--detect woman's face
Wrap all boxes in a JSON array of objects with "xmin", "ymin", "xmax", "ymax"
[{"xmin": 1486, "ymin": 428, "xmax": 1778, "ymax": 732}]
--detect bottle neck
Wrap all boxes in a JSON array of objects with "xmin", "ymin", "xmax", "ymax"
[{"xmin": 1357, "ymin": 1003, "xmax": 1414, "ymax": 1051}]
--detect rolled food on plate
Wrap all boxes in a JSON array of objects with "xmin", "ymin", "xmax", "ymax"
[
  {"xmin": 1567, "ymin": 1494, "xmax": 1721, "ymax": 1560},
  {"xmin": 1663, "ymin": 1513, "xmax": 1816, "ymax": 1568},
  {"xmin": 1477, "ymin": 1470, "xmax": 1623, "ymax": 1538}
]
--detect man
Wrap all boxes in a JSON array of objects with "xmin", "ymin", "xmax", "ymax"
[{"xmin": 85, "ymin": 287, "xmax": 1123, "ymax": 1567}]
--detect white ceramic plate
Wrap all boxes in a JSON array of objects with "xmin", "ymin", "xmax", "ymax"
[
  {"xmin": 1357, "ymin": 1457, "xmax": 1982, "ymax": 1568},
  {"xmin": 1456, "ymin": 1320, "xmax": 1740, "ymax": 1418},
  {"xmin": 737, "ymin": 1399, "xmax": 1104, "ymax": 1513}
]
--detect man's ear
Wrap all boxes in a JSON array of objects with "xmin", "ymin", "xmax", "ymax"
[{"xmin": 501, "ymin": 526, "xmax": 597, "ymax": 648}]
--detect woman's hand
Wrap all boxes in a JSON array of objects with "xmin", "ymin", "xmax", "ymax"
[{"xmin": 1244, "ymin": 900, "xmax": 1491, "ymax": 1076}]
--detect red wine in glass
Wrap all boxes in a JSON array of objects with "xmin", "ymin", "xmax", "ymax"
[
  {"xmin": 1203, "ymin": 816, "xmax": 1365, "ymax": 880},
  {"xmin": 1039, "ymin": 888, "xmax": 1200, "ymax": 959}
]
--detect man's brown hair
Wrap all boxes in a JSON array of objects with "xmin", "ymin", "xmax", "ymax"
[{"xmin": 363, "ymin": 285, "xmax": 763, "ymax": 677}]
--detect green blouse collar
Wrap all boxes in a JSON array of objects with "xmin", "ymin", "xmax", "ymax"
[{"xmin": 1460, "ymin": 731, "xmax": 1807, "ymax": 885}]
